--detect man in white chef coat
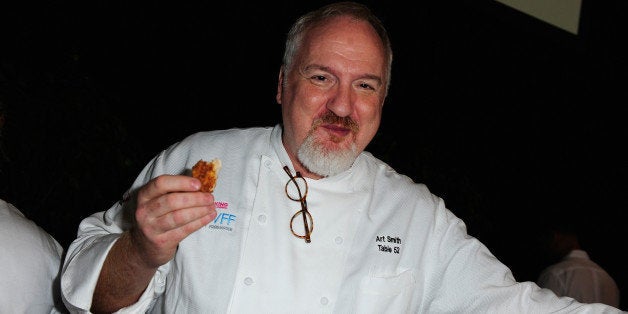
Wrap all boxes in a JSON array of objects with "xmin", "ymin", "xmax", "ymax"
[
  {"xmin": 60, "ymin": 2, "xmax": 625, "ymax": 313},
  {"xmin": 0, "ymin": 101, "xmax": 67, "ymax": 313}
]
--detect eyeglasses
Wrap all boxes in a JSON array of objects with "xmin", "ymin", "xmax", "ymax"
[{"xmin": 283, "ymin": 166, "xmax": 313, "ymax": 243}]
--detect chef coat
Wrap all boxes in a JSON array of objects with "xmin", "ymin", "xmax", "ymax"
[
  {"xmin": 1, "ymin": 199, "xmax": 66, "ymax": 313},
  {"xmin": 61, "ymin": 124, "xmax": 623, "ymax": 313},
  {"xmin": 537, "ymin": 249, "xmax": 621, "ymax": 307}
]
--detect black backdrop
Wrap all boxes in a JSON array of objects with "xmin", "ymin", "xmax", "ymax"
[{"xmin": 1, "ymin": 0, "xmax": 626, "ymax": 309}]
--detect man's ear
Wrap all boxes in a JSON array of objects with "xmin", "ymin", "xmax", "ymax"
[{"xmin": 276, "ymin": 66, "xmax": 284, "ymax": 104}]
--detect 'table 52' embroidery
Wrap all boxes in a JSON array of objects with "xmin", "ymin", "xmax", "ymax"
[{"xmin": 375, "ymin": 235, "xmax": 401, "ymax": 254}]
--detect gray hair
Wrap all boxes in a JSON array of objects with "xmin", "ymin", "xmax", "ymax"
[{"xmin": 282, "ymin": 1, "xmax": 393, "ymax": 95}]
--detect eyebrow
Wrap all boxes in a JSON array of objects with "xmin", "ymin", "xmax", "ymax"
[{"xmin": 304, "ymin": 64, "xmax": 383, "ymax": 85}]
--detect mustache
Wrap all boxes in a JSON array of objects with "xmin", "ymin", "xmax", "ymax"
[{"xmin": 313, "ymin": 112, "xmax": 359, "ymax": 133}]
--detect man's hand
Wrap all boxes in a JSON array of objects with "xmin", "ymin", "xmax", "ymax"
[
  {"xmin": 92, "ymin": 174, "xmax": 217, "ymax": 313},
  {"xmin": 131, "ymin": 174, "xmax": 218, "ymax": 268}
]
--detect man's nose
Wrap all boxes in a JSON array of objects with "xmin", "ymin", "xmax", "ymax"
[{"xmin": 326, "ymin": 85, "xmax": 353, "ymax": 117}]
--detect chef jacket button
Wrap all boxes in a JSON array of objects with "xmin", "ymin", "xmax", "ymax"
[
  {"xmin": 334, "ymin": 236, "xmax": 343, "ymax": 245},
  {"xmin": 257, "ymin": 214, "xmax": 267, "ymax": 224},
  {"xmin": 264, "ymin": 160, "xmax": 272, "ymax": 167},
  {"xmin": 320, "ymin": 297, "xmax": 329, "ymax": 305},
  {"xmin": 244, "ymin": 277, "xmax": 254, "ymax": 285}
]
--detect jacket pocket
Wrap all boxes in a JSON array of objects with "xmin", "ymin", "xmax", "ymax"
[{"xmin": 354, "ymin": 269, "xmax": 416, "ymax": 313}]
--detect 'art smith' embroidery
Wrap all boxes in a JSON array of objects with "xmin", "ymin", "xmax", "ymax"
[{"xmin": 375, "ymin": 235, "xmax": 401, "ymax": 254}]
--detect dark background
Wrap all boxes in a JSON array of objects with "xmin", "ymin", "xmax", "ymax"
[{"xmin": 1, "ymin": 0, "xmax": 626, "ymax": 309}]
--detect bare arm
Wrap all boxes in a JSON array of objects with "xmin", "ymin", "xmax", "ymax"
[
  {"xmin": 90, "ymin": 175, "xmax": 217, "ymax": 313},
  {"xmin": 91, "ymin": 232, "xmax": 157, "ymax": 313}
]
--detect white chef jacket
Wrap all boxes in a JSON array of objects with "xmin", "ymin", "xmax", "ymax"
[
  {"xmin": 537, "ymin": 249, "xmax": 621, "ymax": 308},
  {"xmin": 61, "ymin": 124, "xmax": 624, "ymax": 313},
  {"xmin": 0, "ymin": 199, "xmax": 66, "ymax": 314}
]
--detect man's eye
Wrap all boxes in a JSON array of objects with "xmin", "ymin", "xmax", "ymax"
[
  {"xmin": 311, "ymin": 75, "xmax": 327, "ymax": 81},
  {"xmin": 359, "ymin": 82, "xmax": 375, "ymax": 90}
]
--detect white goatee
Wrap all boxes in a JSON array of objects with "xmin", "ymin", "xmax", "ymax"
[{"xmin": 297, "ymin": 132, "xmax": 358, "ymax": 177}]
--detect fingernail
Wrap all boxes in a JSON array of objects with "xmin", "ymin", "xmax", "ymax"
[{"xmin": 192, "ymin": 180, "xmax": 201, "ymax": 190}]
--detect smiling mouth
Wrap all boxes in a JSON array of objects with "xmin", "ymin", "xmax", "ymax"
[{"xmin": 314, "ymin": 111, "xmax": 359, "ymax": 134}]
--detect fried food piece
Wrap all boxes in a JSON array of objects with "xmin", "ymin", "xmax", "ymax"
[{"xmin": 192, "ymin": 158, "xmax": 222, "ymax": 193}]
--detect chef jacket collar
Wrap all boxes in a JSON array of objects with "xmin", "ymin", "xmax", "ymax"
[{"xmin": 269, "ymin": 124, "xmax": 368, "ymax": 192}]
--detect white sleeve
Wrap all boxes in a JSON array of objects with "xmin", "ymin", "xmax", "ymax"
[
  {"xmin": 60, "ymin": 133, "xmax": 218, "ymax": 313},
  {"xmin": 60, "ymin": 206, "xmax": 171, "ymax": 313}
]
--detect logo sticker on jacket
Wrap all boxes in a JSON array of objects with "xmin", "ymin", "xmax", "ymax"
[{"xmin": 207, "ymin": 201, "xmax": 236, "ymax": 232}]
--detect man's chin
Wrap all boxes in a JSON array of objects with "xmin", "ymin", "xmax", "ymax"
[{"xmin": 298, "ymin": 138, "xmax": 358, "ymax": 177}]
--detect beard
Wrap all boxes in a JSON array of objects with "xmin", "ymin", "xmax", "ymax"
[{"xmin": 297, "ymin": 113, "xmax": 359, "ymax": 177}]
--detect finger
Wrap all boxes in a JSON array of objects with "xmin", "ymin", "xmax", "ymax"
[
  {"xmin": 154, "ymin": 204, "xmax": 216, "ymax": 233},
  {"xmin": 152, "ymin": 207, "xmax": 217, "ymax": 245},
  {"xmin": 138, "ymin": 190, "xmax": 214, "ymax": 223},
  {"xmin": 138, "ymin": 175, "xmax": 201, "ymax": 204}
]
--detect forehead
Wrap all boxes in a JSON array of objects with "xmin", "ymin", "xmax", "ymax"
[{"xmin": 298, "ymin": 16, "xmax": 386, "ymax": 75}]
